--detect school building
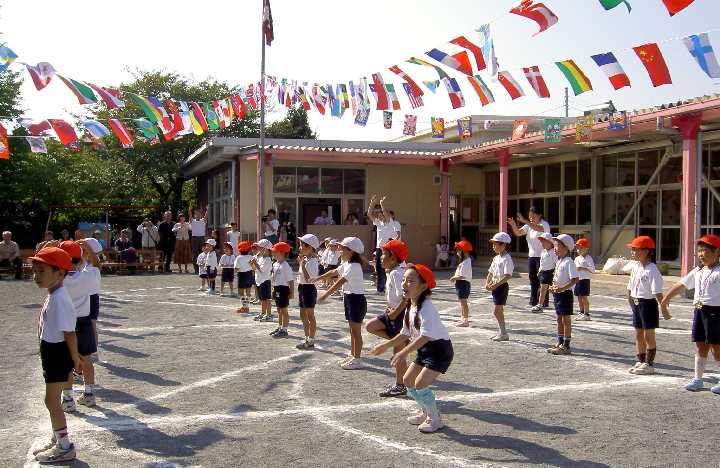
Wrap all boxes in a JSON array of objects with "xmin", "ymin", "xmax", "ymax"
[{"xmin": 182, "ymin": 95, "xmax": 720, "ymax": 274}]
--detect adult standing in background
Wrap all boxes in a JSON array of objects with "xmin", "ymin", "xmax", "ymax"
[
  {"xmin": 264, "ymin": 209, "xmax": 280, "ymax": 244},
  {"xmin": 313, "ymin": 209, "xmax": 335, "ymax": 225},
  {"xmin": 137, "ymin": 218, "xmax": 159, "ymax": 271},
  {"xmin": 366, "ymin": 194, "xmax": 398, "ymax": 294},
  {"xmin": 507, "ymin": 206, "xmax": 551, "ymax": 309},
  {"xmin": 0, "ymin": 231, "xmax": 22, "ymax": 279},
  {"xmin": 157, "ymin": 211, "xmax": 176, "ymax": 273},
  {"xmin": 173, "ymin": 214, "xmax": 192, "ymax": 273},
  {"xmin": 190, "ymin": 203, "xmax": 207, "ymax": 274},
  {"xmin": 389, "ymin": 210, "xmax": 401, "ymax": 240}
]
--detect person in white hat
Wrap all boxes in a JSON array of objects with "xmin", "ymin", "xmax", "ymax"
[
  {"xmin": 531, "ymin": 232, "xmax": 558, "ymax": 313},
  {"xmin": 80, "ymin": 238, "xmax": 104, "ymax": 363},
  {"xmin": 250, "ymin": 239, "xmax": 274, "ymax": 322},
  {"xmin": 296, "ymin": 234, "xmax": 320, "ymax": 350},
  {"xmin": 203, "ymin": 239, "xmax": 219, "ymax": 295},
  {"xmin": 485, "ymin": 232, "xmax": 514, "ymax": 341},
  {"xmin": 312, "ymin": 237, "xmax": 367, "ymax": 370},
  {"xmin": 548, "ymin": 234, "xmax": 579, "ymax": 355}
]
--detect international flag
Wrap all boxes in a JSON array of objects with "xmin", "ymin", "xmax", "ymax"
[
  {"xmin": 598, "ymin": 0, "xmax": 631, "ymax": 12},
  {"xmin": 133, "ymin": 118, "xmax": 159, "ymax": 138},
  {"xmin": 523, "ymin": 66, "xmax": 550, "ymax": 98},
  {"xmin": 512, "ymin": 119, "xmax": 529, "ymax": 140},
  {"xmin": 0, "ymin": 46, "xmax": 17, "ymax": 72},
  {"xmin": 128, "ymin": 93, "xmax": 163, "ymax": 123},
  {"xmin": 212, "ymin": 100, "xmax": 228, "ymax": 128},
  {"xmin": 555, "ymin": 60, "xmax": 593, "ymax": 95},
  {"xmin": 17, "ymin": 118, "xmax": 51, "ymax": 136},
  {"xmin": 388, "ymin": 65, "xmax": 424, "ymax": 97},
  {"xmin": 338, "ymin": 84, "xmax": 350, "ymax": 112},
  {"xmin": 311, "ymin": 84, "xmax": 327, "ymax": 114},
  {"xmin": 633, "ymin": 43, "xmax": 672, "ymax": 87},
  {"xmin": 383, "ymin": 111, "xmax": 392, "ymax": 129},
  {"xmin": 263, "ymin": 0, "xmax": 274, "ymax": 45},
  {"xmin": 230, "ymin": 95, "xmax": 248, "ymax": 120},
  {"xmin": 407, "ymin": 56, "xmax": 449, "ymax": 80},
  {"xmin": 431, "ymin": 117, "xmax": 445, "ymax": 139},
  {"xmin": 48, "ymin": 119, "xmax": 78, "ymax": 146},
  {"xmin": 165, "ymin": 100, "xmax": 185, "ymax": 137},
  {"xmin": 466, "ymin": 74, "xmax": 495, "ymax": 106},
  {"xmin": 683, "ymin": 33, "xmax": 720, "ymax": 79},
  {"xmin": 108, "ymin": 118, "xmax": 134, "ymax": 148},
  {"xmin": 385, "ymin": 84, "xmax": 401, "ymax": 110},
  {"xmin": 476, "ymin": 24, "xmax": 498, "ymax": 77},
  {"xmin": 510, "ymin": 0, "xmax": 559, "ymax": 37},
  {"xmin": 81, "ymin": 120, "xmax": 110, "ymax": 139},
  {"xmin": 327, "ymin": 85, "xmax": 340, "ymax": 117},
  {"xmin": 450, "ymin": 36, "xmax": 486, "ymax": 71},
  {"xmin": 202, "ymin": 102, "xmax": 221, "ymax": 130},
  {"xmin": 458, "ymin": 118, "xmax": 472, "ymax": 140},
  {"xmin": 148, "ymin": 96, "xmax": 173, "ymax": 132},
  {"xmin": 590, "ymin": 52, "xmax": 631, "ymax": 90},
  {"xmin": 426, "ymin": 48, "xmax": 473, "ymax": 76},
  {"xmin": 371, "ymin": 73, "xmax": 389, "ymax": 110},
  {"xmin": 354, "ymin": 107, "xmax": 369, "ymax": 127},
  {"xmin": 497, "ymin": 71, "xmax": 525, "ymax": 100},
  {"xmin": 0, "ymin": 124, "xmax": 9, "ymax": 160},
  {"xmin": 190, "ymin": 102, "xmax": 209, "ymax": 133},
  {"xmin": 177, "ymin": 101, "xmax": 194, "ymax": 135},
  {"xmin": 403, "ymin": 115, "xmax": 417, "ymax": 136},
  {"xmin": 423, "ymin": 80, "xmax": 441, "ymax": 93},
  {"xmin": 442, "ymin": 77, "xmax": 465, "ymax": 109},
  {"xmin": 25, "ymin": 62, "xmax": 56, "ymax": 90},
  {"xmin": 402, "ymin": 82, "xmax": 424, "ymax": 109},
  {"xmin": 348, "ymin": 80, "xmax": 357, "ymax": 115},
  {"xmin": 87, "ymin": 83, "xmax": 124, "ymax": 108},
  {"xmin": 661, "ymin": 0, "xmax": 695, "ymax": 16},
  {"xmin": 58, "ymin": 75, "xmax": 98, "ymax": 104},
  {"xmin": 296, "ymin": 86, "xmax": 312, "ymax": 112},
  {"xmin": 26, "ymin": 136, "xmax": 48, "ymax": 154}
]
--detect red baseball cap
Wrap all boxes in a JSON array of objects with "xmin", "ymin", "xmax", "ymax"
[
  {"xmin": 627, "ymin": 236, "xmax": 655, "ymax": 250},
  {"xmin": 238, "ymin": 241, "xmax": 251, "ymax": 253},
  {"xmin": 409, "ymin": 263, "xmax": 436, "ymax": 289},
  {"xmin": 454, "ymin": 240, "xmax": 473, "ymax": 253},
  {"xmin": 698, "ymin": 234, "xmax": 720, "ymax": 249},
  {"xmin": 59, "ymin": 240, "xmax": 82, "ymax": 259},
  {"xmin": 29, "ymin": 247, "xmax": 73, "ymax": 272},
  {"xmin": 271, "ymin": 242, "xmax": 292, "ymax": 253},
  {"xmin": 382, "ymin": 239, "xmax": 409, "ymax": 262},
  {"xmin": 575, "ymin": 238, "xmax": 591, "ymax": 249}
]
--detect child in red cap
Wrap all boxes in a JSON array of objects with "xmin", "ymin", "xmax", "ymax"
[
  {"xmin": 234, "ymin": 241, "xmax": 254, "ymax": 314},
  {"xmin": 269, "ymin": 242, "xmax": 294, "ymax": 338},
  {"xmin": 29, "ymin": 247, "xmax": 81, "ymax": 463},
  {"xmin": 574, "ymin": 238, "xmax": 595, "ymax": 321},
  {"xmin": 371, "ymin": 264, "xmax": 453, "ymax": 433},
  {"xmin": 450, "ymin": 240, "xmax": 473, "ymax": 327}
]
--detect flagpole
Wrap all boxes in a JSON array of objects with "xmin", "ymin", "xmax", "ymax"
[{"xmin": 257, "ymin": 0, "xmax": 266, "ymax": 239}]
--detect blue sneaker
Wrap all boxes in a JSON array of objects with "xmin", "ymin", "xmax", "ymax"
[
  {"xmin": 686, "ymin": 378, "xmax": 704, "ymax": 392},
  {"xmin": 711, "ymin": 383, "xmax": 720, "ymax": 395}
]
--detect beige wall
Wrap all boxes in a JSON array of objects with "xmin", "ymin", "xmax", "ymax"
[{"xmin": 239, "ymin": 159, "xmax": 258, "ymax": 234}]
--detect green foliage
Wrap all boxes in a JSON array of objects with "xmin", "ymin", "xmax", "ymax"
[
  {"xmin": 266, "ymin": 105, "xmax": 316, "ymax": 139},
  {"xmin": 0, "ymin": 68, "xmax": 22, "ymax": 117}
]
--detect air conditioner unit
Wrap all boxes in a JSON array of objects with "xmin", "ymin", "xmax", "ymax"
[{"xmin": 432, "ymin": 175, "xmax": 442, "ymax": 185}]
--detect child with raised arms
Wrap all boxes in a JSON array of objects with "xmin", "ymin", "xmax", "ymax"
[
  {"xmin": 234, "ymin": 241, "xmax": 254, "ymax": 314},
  {"xmin": 548, "ymin": 234, "xmax": 579, "ymax": 355},
  {"xmin": 485, "ymin": 233, "xmax": 514, "ymax": 341},
  {"xmin": 204, "ymin": 239, "xmax": 218, "ymax": 295},
  {"xmin": 574, "ymin": 238, "xmax": 595, "ymax": 321},
  {"xmin": 269, "ymin": 242, "xmax": 294, "ymax": 338},
  {"xmin": 296, "ymin": 234, "xmax": 320, "ymax": 350},
  {"xmin": 371, "ymin": 264, "xmax": 453, "ymax": 433},
  {"xmin": 251, "ymin": 239, "xmax": 274, "ymax": 322},
  {"xmin": 531, "ymin": 232, "xmax": 557, "ymax": 313},
  {"xmin": 218, "ymin": 242, "xmax": 236, "ymax": 297},
  {"xmin": 450, "ymin": 240, "xmax": 473, "ymax": 327}
]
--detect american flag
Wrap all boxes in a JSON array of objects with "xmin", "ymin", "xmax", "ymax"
[{"xmin": 402, "ymin": 82, "xmax": 424, "ymax": 109}]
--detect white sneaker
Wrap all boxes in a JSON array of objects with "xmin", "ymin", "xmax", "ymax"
[
  {"xmin": 407, "ymin": 410, "xmax": 427, "ymax": 425},
  {"xmin": 577, "ymin": 312, "xmax": 591, "ymax": 321},
  {"xmin": 337, "ymin": 355, "xmax": 353, "ymax": 366},
  {"xmin": 629, "ymin": 362, "xmax": 643, "ymax": 373},
  {"xmin": 340, "ymin": 357, "xmax": 364, "ymax": 370},
  {"xmin": 418, "ymin": 415, "xmax": 445, "ymax": 433},
  {"xmin": 31, "ymin": 437, "xmax": 56, "ymax": 456},
  {"xmin": 61, "ymin": 398, "xmax": 76, "ymax": 413},
  {"xmin": 633, "ymin": 363, "xmax": 655, "ymax": 375},
  {"xmin": 77, "ymin": 393, "xmax": 96, "ymax": 407},
  {"xmin": 197, "ymin": 287, "xmax": 206, "ymax": 292},
  {"xmin": 530, "ymin": 305, "xmax": 543, "ymax": 313},
  {"xmin": 34, "ymin": 442, "xmax": 76, "ymax": 463},
  {"xmin": 491, "ymin": 334, "xmax": 510, "ymax": 342}
]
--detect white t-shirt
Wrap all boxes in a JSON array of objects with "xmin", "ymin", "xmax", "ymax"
[
  {"xmin": 298, "ymin": 257, "xmax": 319, "ymax": 285},
  {"xmin": 628, "ymin": 262, "xmax": 663, "ymax": 299},
  {"xmin": 680, "ymin": 265, "xmax": 720, "ymax": 306},
  {"xmin": 540, "ymin": 248, "xmax": 558, "ymax": 272},
  {"xmin": 392, "ymin": 220, "xmax": 402, "ymax": 239},
  {"xmin": 386, "ymin": 264, "xmax": 406, "ymax": 309},
  {"xmin": 205, "ymin": 251, "xmax": 218, "ymax": 270},
  {"xmin": 401, "ymin": 299, "xmax": 450, "ymax": 341},
  {"xmin": 227, "ymin": 231, "xmax": 242, "ymax": 254},
  {"xmin": 554, "ymin": 256, "xmax": 578, "ymax": 288},
  {"xmin": 38, "ymin": 286, "xmax": 77, "ymax": 343},
  {"xmin": 337, "ymin": 261, "xmax": 365, "ymax": 295},
  {"xmin": 272, "ymin": 260, "xmax": 294, "ymax": 287},
  {"xmin": 574, "ymin": 255, "xmax": 595, "ymax": 281},
  {"xmin": 219, "ymin": 254, "xmax": 236, "ymax": 270},
  {"xmin": 254, "ymin": 256, "xmax": 273, "ymax": 285},
  {"xmin": 264, "ymin": 219, "xmax": 279, "ymax": 237},
  {"xmin": 191, "ymin": 218, "xmax": 206, "ymax": 237},
  {"xmin": 489, "ymin": 253, "xmax": 514, "ymax": 279},
  {"xmin": 234, "ymin": 254, "xmax": 253, "ymax": 272},
  {"xmin": 196, "ymin": 252, "xmax": 207, "ymax": 276},
  {"xmin": 455, "ymin": 257, "xmax": 473, "ymax": 281},
  {"xmin": 63, "ymin": 269, "xmax": 96, "ymax": 318},
  {"xmin": 373, "ymin": 219, "xmax": 398, "ymax": 248},
  {"xmin": 520, "ymin": 220, "xmax": 551, "ymax": 258},
  {"xmin": 327, "ymin": 250, "xmax": 341, "ymax": 266},
  {"xmin": 83, "ymin": 264, "xmax": 102, "ymax": 296}
]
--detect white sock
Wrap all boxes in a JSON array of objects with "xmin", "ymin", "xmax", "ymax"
[
  {"xmin": 695, "ymin": 355, "xmax": 707, "ymax": 379},
  {"xmin": 84, "ymin": 384, "xmax": 93, "ymax": 395},
  {"xmin": 282, "ymin": 326, "xmax": 288, "ymax": 331},
  {"xmin": 62, "ymin": 389, "xmax": 73, "ymax": 401},
  {"xmin": 53, "ymin": 427, "xmax": 71, "ymax": 450},
  {"xmin": 307, "ymin": 336, "xmax": 314, "ymax": 344}
]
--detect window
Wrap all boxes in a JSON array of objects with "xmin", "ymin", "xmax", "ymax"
[
  {"xmin": 343, "ymin": 169, "xmax": 365, "ymax": 194},
  {"xmin": 546, "ymin": 197, "xmax": 560, "ymax": 225},
  {"xmin": 637, "ymin": 151, "xmax": 659, "ymax": 185},
  {"xmin": 461, "ymin": 197, "xmax": 480, "ymax": 223},
  {"xmin": 639, "ymin": 191, "xmax": 658, "ymax": 225},
  {"xmin": 547, "ymin": 163, "xmax": 561, "ymax": 192},
  {"xmin": 660, "ymin": 228, "xmax": 680, "ymax": 261},
  {"xmin": 321, "ymin": 168, "xmax": 343, "ymax": 194},
  {"xmin": 533, "ymin": 166, "xmax": 546, "ymax": 193},
  {"xmin": 618, "ymin": 155, "xmax": 635, "ymax": 186},
  {"xmin": 564, "ymin": 195, "xmax": 577, "ymax": 225},
  {"xmin": 297, "ymin": 167, "xmax": 319, "ymax": 193},
  {"xmin": 273, "ymin": 167, "xmax": 296, "ymax": 193},
  {"xmin": 564, "ymin": 160, "xmax": 577, "ymax": 191},
  {"xmin": 508, "ymin": 169, "xmax": 518, "ymax": 195},
  {"xmin": 603, "ymin": 193, "xmax": 616, "ymax": 225},
  {"xmin": 577, "ymin": 195, "xmax": 591, "ymax": 225},
  {"xmin": 346, "ymin": 199, "xmax": 365, "ymax": 224},
  {"xmin": 208, "ymin": 167, "xmax": 233, "ymax": 228},
  {"xmin": 485, "ymin": 171, "xmax": 499, "ymax": 196},
  {"xmin": 660, "ymin": 156, "xmax": 682, "ymax": 185},
  {"xmin": 275, "ymin": 198, "xmax": 297, "ymax": 225},
  {"xmin": 578, "ymin": 159, "xmax": 591, "ymax": 189},
  {"xmin": 603, "ymin": 155, "xmax": 617, "ymax": 187},
  {"xmin": 617, "ymin": 192, "xmax": 635, "ymax": 223},
  {"xmin": 518, "ymin": 168, "xmax": 531, "ymax": 194},
  {"xmin": 661, "ymin": 190, "xmax": 681, "ymax": 225},
  {"xmin": 485, "ymin": 200, "xmax": 498, "ymax": 226}
]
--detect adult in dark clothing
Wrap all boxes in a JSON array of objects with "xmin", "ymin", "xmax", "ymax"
[{"xmin": 157, "ymin": 211, "xmax": 177, "ymax": 273}]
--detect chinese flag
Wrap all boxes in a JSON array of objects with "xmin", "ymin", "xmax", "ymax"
[
  {"xmin": 0, "ymin": 123, "xmax": 9, "ymax": 160},
  {"xmin": 633, "ymin": 43, "xmax": 672, "ymax": 87},
  {"xmin": 661, "ymin": 0, "xmax": 695, "ymax": 16}
]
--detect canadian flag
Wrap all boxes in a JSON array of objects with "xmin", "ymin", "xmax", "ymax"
[{"xmin": 522, "ymin": 66, "xmax": 550, "ymax": 98}]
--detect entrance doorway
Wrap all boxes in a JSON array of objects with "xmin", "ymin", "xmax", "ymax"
[{"xmin": 300, "ymin": 198, "xmax": 342, "ymax": 232}]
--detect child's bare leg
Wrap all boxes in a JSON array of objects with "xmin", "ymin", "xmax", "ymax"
[
  {"xmin": 493, "ymin": 305, "xmax": 507, "ymax": 336},
  {"xmin": 460, "ymin": 299, "xmax": 469, "ymax": 321},
  {"xmin": 349, "ymin": 322, "xmax": 363, "ymax": 358},
  {"xmin": 538, "ymin": 284, "xmax": 548, "ymax": 307},
  {"xmin": 562, "ymin": 315, "xmax": 572, "ymax": 349},
  {"xmin": 307, "ymin": 309, "xmax": 317, "ymax": 338}
]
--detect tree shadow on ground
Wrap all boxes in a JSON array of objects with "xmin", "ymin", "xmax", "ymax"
[
  {"xmin": 100, "ymin": 342, "xmax": 149, "ymax": 359},
  {"xmin": 93, "ymin": 387, "xmax": 172, "ymax": 415},
  {"xmin": 441, "ymin": 401, "xmax": 575, "ymax": 434},
  {"xmin": 97, "ymin": 362, "xmax": 181, "ymax": 387}
]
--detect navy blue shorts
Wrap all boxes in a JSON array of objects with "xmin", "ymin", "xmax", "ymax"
[
  {"xmin": 631, "ymin": 299, "xmax": 660, "ymax": 329},
  {"xmin": 326, "ymin": 264, "xmax": 339, "ymax": 271},
  {"xmin": 75, "ymin": 316, "xmax": 97, "ymax": 356},
  {"xmin": 455, "ymin": 279, "xmax": 471, "ymax": 300},
  {"xmin": 221, "ymin": 268, "xmax": 235, "ymax": 283},
  {"xmin": 237, "ymin": 271, "xmax": 254, "ymax": 289},
  {"xmin": 553, "ymin": 290, "xmax": 574, "ymax": 316},
  {"xmin": 377, "ymin": 309, "xmax": 406, "ymax": 338},
  {"xmin": 206, "ymin": 266, "xmax": 217, "ymax": 279},
  {"xmin": 89, "ymin": 293, "xmax": 100, "ymax": 320},
  {"xmin": 318, "ymin": 265, "xmax": 326, "ymax": 276},
  {"xmin": 343, "ymin": 293, "xmax": 367, "ymax": 323},
  {"xmin": 257, "ymin": 280, "xmax": 272, "ymax": 300},
  {"xmin": 415, "ymin": 339, "xmax": 454, "ymax": 374},
  {"xmin": 298, "ymin": 284, "xmax": 317, "ymax": 309},
  {"xmin": 491, "ymin": 282, "xmax": 509, "ymax": 306},
  {"xmin": 40, "ymin": 340, "xmax": 74, "ymax": 384},
  {"xmin": 273, "ymin": 285, "xmax": 290, "ymax": 308},
  {"xmin": 692, "ymin": 305, "xmax": 720, "ymax": 344},
  {"xmin": 574, "ymin": 279, "xmax": 591, "ymax": 297},
  {"xmin": 539, "ymin": 269, "xmax": 554, "ymax": 285}
]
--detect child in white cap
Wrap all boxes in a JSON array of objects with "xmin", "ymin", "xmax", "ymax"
[
  {"xmin": 203, "ymin": 239, "xmax": 218, "ymax": 295},
  {"xmin": 531, "ymin": 232, "xmax": 557, "ymax": 313},
  {"xmin": 485, "ymin": 232, "xmax": 514, "ymax": 341},
  {"xmin": 549, "ymin": 234, "xmax": 578, "ymax": 355},
  {"xmin": 296, "ymin": 234, "xmax": 320, "ymax": 350}
]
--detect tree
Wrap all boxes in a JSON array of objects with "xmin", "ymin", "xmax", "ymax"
[{"xmin": 266, "ymin": 105, "xmax": 316, "ymax": 139}]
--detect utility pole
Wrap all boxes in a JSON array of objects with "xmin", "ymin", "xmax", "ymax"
[
  {"xmin": 257, "ymin": 0, "xmax": 267, "ymax": 239},
  {"xmin": 564, "ymin": 87, "xmax": 569, "ymax": 117}
]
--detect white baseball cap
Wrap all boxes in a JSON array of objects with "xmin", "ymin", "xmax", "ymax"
[
  {"xmin": 81, "ymin": 238, "xmax": 103, "ymax": 254},
  {"xmin": 254, "ymin": 238, "xmax": 273, "ymax": 250},
  {"xmin": 552, "ymin": 234, "xmax": 575, "ymax": 251},
  {"xmin": 538, "ymin": 232, "xmax": 553, "ymax": 242},
  {"xmin": 298, "ymin": 234, "xmax": 320, "ymax": 250},
  {"xmin": 340, "ymin": 236, "xmax": 364, "ymax": 254},
  {"xmin": 205, "ymin": 238, "xmax": 217, "ymax": 247},
  {"xmin": 490, "ymin": 232, "xmax": 512, "ymax": 244},
  {"xmin": 329, "ymin": 239, "xmax": 339, "ymax": 246}
]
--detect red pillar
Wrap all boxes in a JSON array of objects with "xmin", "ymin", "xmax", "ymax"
[
  {"xmin": 440, "ymin": 159, "xmax": 450, "ymax": 241},
  {"xmin": 672, "ymin": 114, "xmax": 702, "ymax": 276},
  {"xmin": 497, "ymin": 149, "xmax": 511, "ymax": 233}
]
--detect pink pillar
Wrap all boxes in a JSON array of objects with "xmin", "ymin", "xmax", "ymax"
[
  {"xmin": 673, "ymin": 115, "xmax": 702, "ymax": 276},
  {"xmin": 256, "ymin": 153, "xmax": 263, "ymax": 240},
  {"xmin": 497, "ymin": 150, "xmax": 511, "ymax": 233},
  {"xmin": 440, "ymin": 159, "xmax": 450, "ymax": 241}
]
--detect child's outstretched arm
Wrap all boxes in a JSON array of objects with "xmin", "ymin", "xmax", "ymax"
[
  {"xmin": 311, "ymin": 268, "xmax": 339, "ymax": 284},
  {"xmin": 370, "ymin": 331, "xmax": 411, "ymax": 356},
  {"xmin": 661, "ymin": 282, "xmax": 686, "ymax": 316},
  {"xmin": 390, "ymin": 335, "xmax": 430, "ymax": 367},
  {"xmin": 318, "ymin": 278, "xmax": 345, "ymax": 303}
]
